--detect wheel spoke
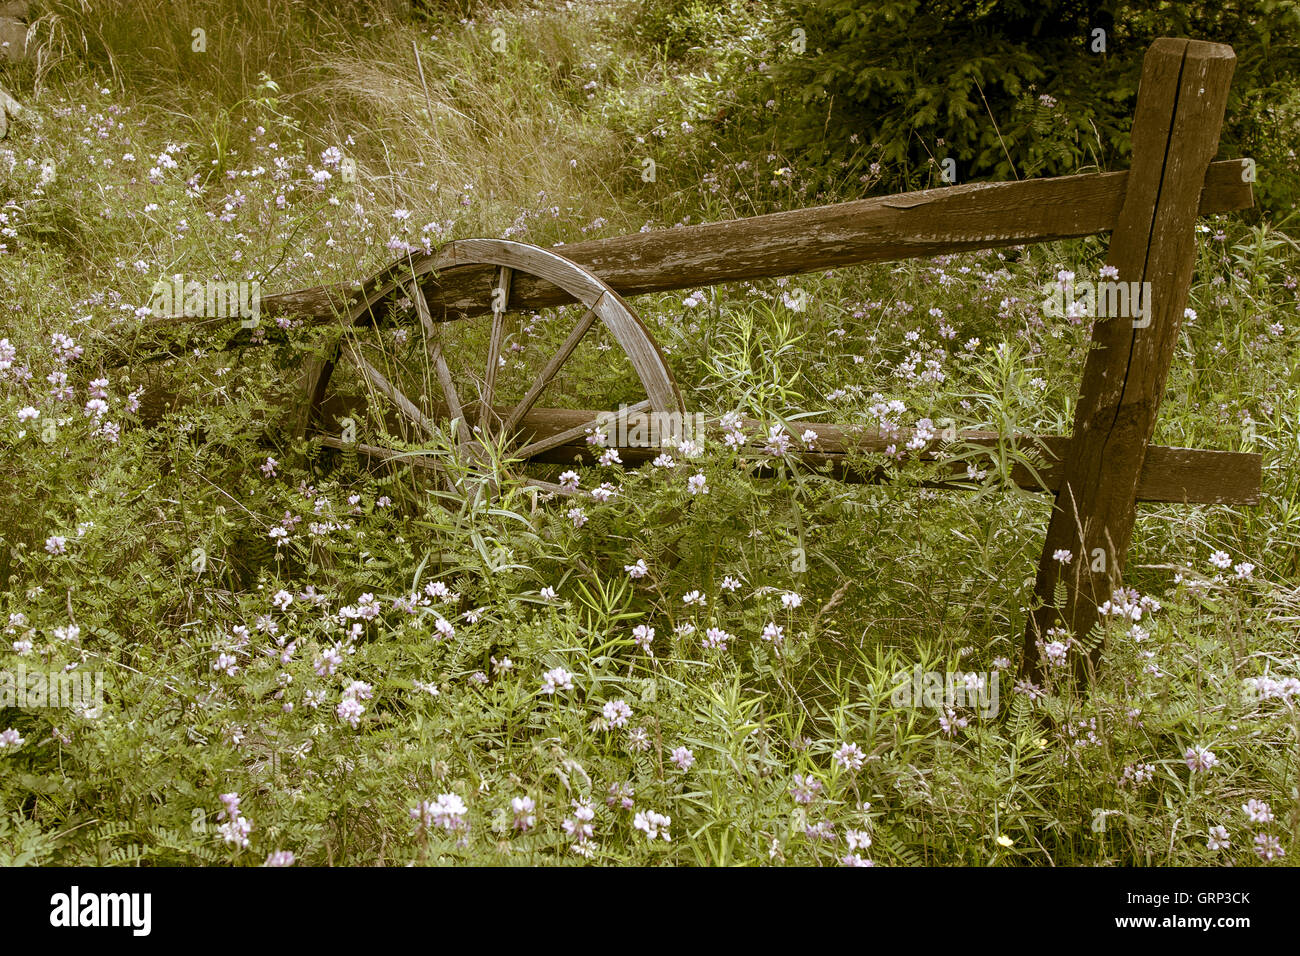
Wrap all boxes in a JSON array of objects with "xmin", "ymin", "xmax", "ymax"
[
  {"xmin": 479, "ymin": 265, "xmax": 512, "ymax": 432},
  {"xmin": 343, "ymin": 340, "xmax": 439, "ymax": 440},
  {"xmin": 512, "ymin": 399, "xmax": 651, "ymax": 461},
  {"xmin": 500, "ymin": 298, "xmax": 602, "ymax": 438},
  {"xmin": 407, "ymin": 280, "xmax": 466, "ymax": 431}
]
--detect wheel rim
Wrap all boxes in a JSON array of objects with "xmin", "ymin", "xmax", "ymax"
[{"xmin": 307, "ymin": 238, "xmax": 683, "ymax": 494}]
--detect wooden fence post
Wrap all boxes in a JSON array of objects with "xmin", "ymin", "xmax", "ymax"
[{"xmin": 1022, "ymin": 38, "xmax": 1238, "ymax": 682}]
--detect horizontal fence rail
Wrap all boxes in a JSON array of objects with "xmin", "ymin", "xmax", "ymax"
[
  {"xmin": 134, "ymin": 388, "xmax": 1262, "ymax": 506},
  {"xmin": 102, "ymin": 158, "xmax": 1253, "ymax": 367}
]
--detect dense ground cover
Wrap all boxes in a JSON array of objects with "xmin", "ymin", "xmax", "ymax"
[{"xmin": 0, "ymin": 0, "xmax": 1298, "ymax": 865}]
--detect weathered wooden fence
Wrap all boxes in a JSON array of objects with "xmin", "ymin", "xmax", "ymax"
[{"xmin": 121, "ymin": 37, "xmax": 1258, "ymax": 680}]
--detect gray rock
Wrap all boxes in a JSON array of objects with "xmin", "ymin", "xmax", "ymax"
[
  {"xmin": 0, "ymin": 84, "xmax": 20, "ymax": 139},
  {"xmin": 0, "ymin": 17, "xmax": 29, "ymax": 62}
]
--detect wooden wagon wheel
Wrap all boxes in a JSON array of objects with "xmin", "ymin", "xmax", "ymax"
[{"xmin": 306, "ymin": 238, "xmax": 683, "ymax": 496}]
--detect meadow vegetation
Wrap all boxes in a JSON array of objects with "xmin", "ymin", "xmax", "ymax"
[{"xmin": 0, "ymin": 0, "xmax": 1297, "ymax": 865}]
